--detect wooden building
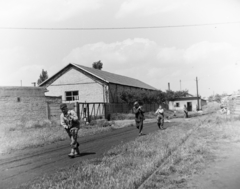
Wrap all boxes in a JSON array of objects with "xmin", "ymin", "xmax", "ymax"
[{"xmin": 39, "ymin": 63, "xmax": 157, "ymax": 103}]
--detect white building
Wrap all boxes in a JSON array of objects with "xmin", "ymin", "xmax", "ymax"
[
  {"xmin": 169, "ymin": 97, "xmax": 207, "ymax": 112},
  {"xmin": 39, "ymin": 63, "xmax": 157, "ymax": 103}
]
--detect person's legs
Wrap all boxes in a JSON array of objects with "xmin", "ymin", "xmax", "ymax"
[
  {"xmin": 72, "ymin": 128, "xmax": 80, "ymax": 156},
  {"xmin": 139, "ymin": 120, "xmax": 143, "ymax": 135},
  {"xmin": 157, "ymin": 117, "xmax": 161, "ymax": 129},
  {"xmin": 68, "ymin": 128, "xmax": 80, "ymax": 158},
  {"xmin": 160, "ymin": 118, "xmax": 165, "ymax": 129},
  {"xmin": 65, "ymin": 128, "xmax": 71, "ymax": 138},
  {"xmin": 136, "ymin": 121, "xmax": 139, "ymax": 129}
]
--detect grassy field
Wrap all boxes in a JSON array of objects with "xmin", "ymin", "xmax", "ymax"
[
  {"xmin": 139, "ymin": 114, "xmax": 240, "ymax": 189},
  {"xmin": 0, "ymin": 114, "xmax": 157, "ymax": 154},
  {"xmin": 0, "ymin": 102, "xmax": 219, "ymax": 155},
  {"xmin": 15, "ymin": 116, "xmax": 201, "ymax": 189},
  {"xmin": 14, "ymin": 109, "xmax": 240, "ymax": 189}
]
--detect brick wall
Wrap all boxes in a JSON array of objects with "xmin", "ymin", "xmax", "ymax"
[{"xmin": 0, "ymin": 87, "xmax": 48, "ymax": 127}]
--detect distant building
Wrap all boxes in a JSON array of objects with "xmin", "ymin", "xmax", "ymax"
[
  {"xmin": 39, "ymin": 63, "xmax": 157, "ymax": 103},
  {"xmin": 168, "ymin": 96, "xmax": 207, "ymax": 112}
]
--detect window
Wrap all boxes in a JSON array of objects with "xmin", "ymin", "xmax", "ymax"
[
  {"xmin": 65, "ymin": 91, "xmax": 79, "ymax": 101},
  {"xmin": 175, "ymin": 102, "xmax": 180, "ymax": 107}
]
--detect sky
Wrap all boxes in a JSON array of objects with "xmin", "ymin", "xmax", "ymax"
[{"xmin": 0, "ymin": 0, "xmax": 240, "ymax": 98}]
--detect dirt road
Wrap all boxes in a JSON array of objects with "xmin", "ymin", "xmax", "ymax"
[{"xmin": 0, "ymin": 121, "xmax": 178, "ymax": 189}]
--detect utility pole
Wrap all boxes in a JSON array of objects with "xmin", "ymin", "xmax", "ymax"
[
  {"xmin": 180, "ymin": 80, "xmax": 181, "ymax": 90},
  {"xmin": 196, "ymin": 77, "xmax": 200, "ymax": 111},
  {"xmin": 168, "ymin": 82, "xmax": 170, "ymax": 90}
]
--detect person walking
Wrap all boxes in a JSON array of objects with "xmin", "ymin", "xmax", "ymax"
[
  {"xmin": 155, "ymin": 105, "xmax": 165, "ymax": 130},
  {"xmin": 184, "ymin": 104, "xmax": 188, "ymax": 119},
  {"xmin": 60, "ymin": 103, "xmax": 81, "ymax": 158},
  {"xmin": 133, "ymin": 101, "xmax": 145, "ymax": 136}
]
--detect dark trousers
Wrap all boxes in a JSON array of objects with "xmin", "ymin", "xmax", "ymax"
[
  {"xmin": 136, "ymin": 120, "xmax": 143, "ymax": 133},
  {"xmin": 157, "ymin": 117, "xmax": 164, "ymax": 129},
  {"xmin": 65, "ymin": 128, "xmax": 79, "ymax": 149}
]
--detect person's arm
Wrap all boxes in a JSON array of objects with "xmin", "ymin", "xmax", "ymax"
[
  {"xmin": 155, "ymin": 109, "xmax": 159, "ymax": 114},
  {"xmin": 139, "ymin": 106, "xmax": 145, "ymax": 113},
  {"xmin": 60, "ymin": 114, "xmax": 69, "ymax": 129},
  {"xmin": 69, "ymin": 110, "xmax": 78, "ymax": 121},
  {"xmin": 133, "ymin": 107, "xmax": 139, "ymax": 114}
]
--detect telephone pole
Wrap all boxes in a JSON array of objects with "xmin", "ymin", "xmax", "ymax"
[
  {"xmin": 180, "ymin": 80, "xmax": 181, "ymax": 90},
  {"xmin": 196, "ymin": 77, "xmax": 200, "ymax": 111}
]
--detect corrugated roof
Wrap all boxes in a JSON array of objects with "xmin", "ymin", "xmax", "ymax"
[{"xmin": 73, "ymin": 63, "xmax": 157, "ymax": 90}]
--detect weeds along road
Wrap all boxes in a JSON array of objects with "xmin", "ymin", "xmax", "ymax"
[{"xmin": 0, "ymin": 121, "xmax": 181, "ymax": 189}]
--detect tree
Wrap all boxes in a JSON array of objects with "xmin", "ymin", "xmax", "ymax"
[
  {"xmin": 118, "ymin": 89, "xmax": 138, "ymax": 106},
  {"xmin": 165, "ymin": 90, "xmax": 176, "ymax": 101},
  {"xmin": 174, "ymin": 90, "xmax": 189, "ymax": 98},
  {"xmin": 214, "ymin": 94, "xmax": 222, "ymax": 103},
  {"xmin": 92, "ymin": 60, "xmax": 103, "ymax": 70},
  {"xmin": 37, "ymin": 69, "xmax": 48, "ymax": 85},
  {"xmin": 118, "ymin": 89, "xmax": 190, "ymax": 106},
  {"xmin": 208, "ymin": 95, "xmax": 214, "ymax": 102},
  {"xmin": 208, "ymin": 94, "xmax": 221, "ymax": 103}
]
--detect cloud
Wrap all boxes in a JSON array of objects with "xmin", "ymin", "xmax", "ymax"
[
  {"xmin": 0, "ymin": 64, "xmax": 44, "ymax": 86},
  {"xmin": 63, "ymin": 38, "xmax": 240, "ymax": 95},
  {"xmin": 184, "ymin": 41, "xmax": 237, "ymax": 65},
  {"xmin": 116, "ymin": 0, "xmax": 185, "ymax": 18},
  {"xmin": 0, "ymin": 0, "xmax": 101, "ymax": 25},
  {"xmin": 63, "ymin": 38, "xmax": 159, "ymax": 69},
  {"xmin": 0, "ymin": 47, "xmax": 44, "ymax": 86}
]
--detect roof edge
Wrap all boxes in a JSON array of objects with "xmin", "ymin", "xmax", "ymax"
[
  {"xmin": 39, "ymin": 63, "xmax": 72, "ymax": 86},
  {"xmin": 71, "ymin": 63, "xmax": 109, "ymax": 84},
  {"xmin": 39, "ymin": 63, "xmax": 110, "ymax": 87}
]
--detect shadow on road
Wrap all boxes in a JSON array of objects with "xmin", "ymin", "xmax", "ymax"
[{"xmin": 80, "ymin": 152, "xmax": 96, "ymax": 157}]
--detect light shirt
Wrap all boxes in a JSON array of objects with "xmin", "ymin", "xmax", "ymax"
[{"xmin": 60, "ymin": 110, "xmax": 79, "ymax": 129}]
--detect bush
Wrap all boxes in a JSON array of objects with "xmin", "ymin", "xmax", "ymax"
[
  {"xmin": 89, "ymin": 119, "xmax": 112, "ymax": 127},
  {"xmin": 9, "ymin": 119, "xmax": 59, "ymax": 131},
  {"xmin": 110, "ymin": 113, "xmax": 135, "ymax": 120}
]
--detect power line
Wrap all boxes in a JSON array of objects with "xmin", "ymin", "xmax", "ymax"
[{"xmin": 0, "ymin": 21, "xmax": 239, "ymax": 31}]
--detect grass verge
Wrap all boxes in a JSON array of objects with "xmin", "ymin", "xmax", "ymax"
[
  {"xmin": 15, "ymin": 117, "xmax": 199, "ymax": 189},
  {"xmin": 139, "ymin": 114, "xmax": 240, "ymax": 188},
  {"xmin": 0, "ymin": 117, "xmax": 157, "ymax": 154},
  {"xmin": 15, "ymin": 113, "xmax": 240, "ymax": 189}
]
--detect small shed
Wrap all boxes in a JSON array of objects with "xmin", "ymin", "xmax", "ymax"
[{"xmin": 169, "ymin": 97, "xmax": 207, "ymax": 112}]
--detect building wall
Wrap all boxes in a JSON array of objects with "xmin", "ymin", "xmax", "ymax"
[
  {"xmin": 169, "ymin": 99, "xmax": 202, "ymax": 111},
  {"xmin": 108, "ymin": 83, "xmax": 153, "ymax": 103},
  {"xmin": 0, "ymin": 87, "xmax": 47, "ymax": 126},
  {"xmin": 45, "ymin": 68, "xmax": 106, "ymax": 103}
]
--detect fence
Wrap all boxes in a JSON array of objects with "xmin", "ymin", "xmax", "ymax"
[{"xmin": 47, "ymin": 102, "xmax": 162, "ymax": 122}]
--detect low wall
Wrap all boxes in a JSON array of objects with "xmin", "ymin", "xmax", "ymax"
[
  {"xmin": 0, "ymin": 87, "xmax": 48, "ymax": 127},
  {"xmin": 46, "ymin": 96, "xmax": 74, "ymax": 122}
]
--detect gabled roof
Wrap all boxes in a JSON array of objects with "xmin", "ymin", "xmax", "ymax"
[{"xmin": 40, "ymin": 63, "xmax": 157, "ymax": 90}]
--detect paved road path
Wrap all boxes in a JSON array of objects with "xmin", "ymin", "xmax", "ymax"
[{"xmin": 0, "ymin": 121, "xmax": 179, "ymax": 189}]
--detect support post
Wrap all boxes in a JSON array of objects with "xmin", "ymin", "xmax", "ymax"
[{"xmin": 196, "ymin": 77, "xmax": 200, "ymax": 111}]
